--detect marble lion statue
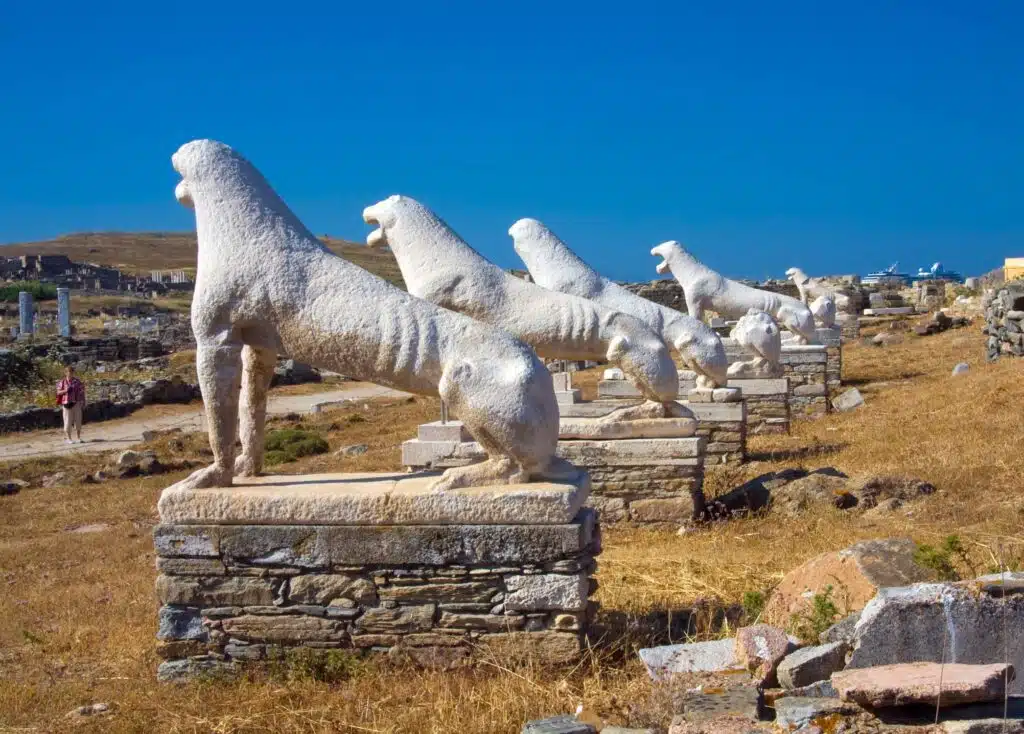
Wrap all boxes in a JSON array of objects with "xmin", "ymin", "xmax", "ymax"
[
  {"xmin": 786, "ymin": 267, "xmax": 850, "ymax": 312},
  {"xmin": 727, "ymin": 309, "xmax": 783, "ymax": 378},
  {"xmin": 652, "ymin": 242, "xmax": 818, "ymax": 344},
  {"xmin": 810, "ymin": 294, "xmax": 837, "ymax": 328},
  {"xmin": 171, "ymin": 139, "xmax": 565, "ymax": 492},
  {"xmin": 508, "ymin": 218, "xmax": 728, "ymax": 388},
  {"xmin": 364, "ymin": 195, "xmax": 684, "ymax": 419}
]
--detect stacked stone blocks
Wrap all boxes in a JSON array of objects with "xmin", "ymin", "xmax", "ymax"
[
  {"xmin": 154, "ymin": 498, "xmax": 600, "ymax": 680},
  {"xmin": 984, "ymin": 284, "xmax": 1024, "ymax": 361}
]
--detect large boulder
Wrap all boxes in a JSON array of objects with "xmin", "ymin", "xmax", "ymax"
[
  {"xmin": 833, "ymin": 662, "xmax": 1013, "ymax": 708},
  {"xmin": 770, "ymin": 472, "xmax": 857, "ymax": 517},
  {"xmin": 846, "ymin": 576, "xmax": 1024, "ymax": 694},
  {"xmin": 763, "ymin": 538, "xmax": 932, "ymax": 630}
]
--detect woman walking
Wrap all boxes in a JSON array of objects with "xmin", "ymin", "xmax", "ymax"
[{"xmin": 56, "ymin": 364, "xmax": 86, "ymax": 444}]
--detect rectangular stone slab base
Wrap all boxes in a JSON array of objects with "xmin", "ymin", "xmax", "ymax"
[
  {"xmin": 726, "ymin": 377, "xmax": 791, "ymax": 435},
  {"xmin": 154, "ymin": 473, "xmax": 600, "ymax": 680}
]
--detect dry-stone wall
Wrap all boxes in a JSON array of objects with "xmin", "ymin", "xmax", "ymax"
[
  {"xmin": 20, "ymin": 336, "xmax": 166, "ymax": 364},
  {"xmin": 984, "ymin": 284, "xmax": 1024, "ymax": 360},
  {"xmin": 620, "ymin": 280, "xmax": 688, "ymax": 312},
  {"xmin": 153, "ymin": 511, "xmax": 600, "ymax": 680},
  {"xmin": 781, "ymin": 347, "xmax": 830, "ymax": 418}
]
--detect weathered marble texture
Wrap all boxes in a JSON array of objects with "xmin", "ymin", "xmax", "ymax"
[
  {"xmin": 810, "ymin": 294, "xmax": 837, "ymax": 328},
  {"xmin": 171, "ymin": 139, "xmax": 561, "ymax": 492},
  {"xmin": 786, "ymin": 267, "xmax": 851, "ymax": 311},
  {"xmin": 653, "ymin": 242, "xmax": 817, "ymax": 344},
  {"xmin": 363, "ymin": 196, "xmax": 680, "ymax": 409},
  {"xmin": 727, "ymin": 309, "xmax": 783, "ymax": 378},
  {"xmin": 508, "ymin": 218, "xmax": 728, "ymax": 388}
]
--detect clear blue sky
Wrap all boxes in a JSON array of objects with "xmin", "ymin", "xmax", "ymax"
[{"xmin": 1, "ymin": 1, "xmax": 1021, "ymax": 281}]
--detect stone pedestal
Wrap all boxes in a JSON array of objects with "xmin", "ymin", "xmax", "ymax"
[
  {"xmin": 154, "ymin": 472, "xmax": 600, "ymax": 680},
  {"xmin": 814, "ymin": 327, "xmax": 843, "ymax": 391},
  {"xmin": 57, "ymin": 287, "xmax": 71, "ymax": 338},
  {"xmin": 781, "ymin": 345, "xmax": 830, "ymax": 419},
  {"xmin": 726, "ymin": 377, "xmax": 790, "ymax": 435},
  {"xmin": 17, "ymin": 291, "xmax": 33, "ymax": 339}
]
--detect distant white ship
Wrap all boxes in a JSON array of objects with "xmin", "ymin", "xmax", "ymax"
[
  {"xmin": 911, "ymin": 262, "xmax": 963, "ymax": 283},
  {"xmin": 862, "ymin": 263, "xmax": 911, "ymax": 286}
]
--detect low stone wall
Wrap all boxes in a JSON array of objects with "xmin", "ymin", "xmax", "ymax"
[
  {"xmin": 20, "ymin": 336, "xmax": 166, "ymax": 364},
  {"xmin": 557, "ymin": 437, "xmax": 705, "ymax": 524},
  {"xmin": 0, "ymin": 378, "xmax": 200, "ymax": 434},
  {"xmin": 686, "ymin": 401, "xmax": 746, "ymax": 465},
  {"xmin": 619, "ymin": 280, "xmax": 687, "ymax": 312},
  {"xmin": 983, "ymin": 284, "xmax": 1024, "ymax": 360},
  {"xmin": 780, "ymin": 346, "xmax": 829, "ymax": 419},
  {"xmin": 816, "ymin": 326, "xmax": 843, "ymax": 390},
  {"xmin": 726, "ymin": 378, "xmax": 789, "ymax": 435},
  {"xmin": 153, "ymin": 482, "xmax": 600, "ymax": 680}
]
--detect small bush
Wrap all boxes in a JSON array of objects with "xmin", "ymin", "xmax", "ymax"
[
  {"xmin": 790, "ymin": 585, "xmax": 840, "ymax": 642},
  {"xmin": 742, "ymin": 591, "xmax": 766, "ymax": 623},
  {"xmin": 0, "ymin": 281, "xmax": 57, "ymax": 303},
  {"xmin": 264, "ymin": 429, "xmax": 329, "ymax": 465},
  {"xmin": 267, "ymin": 647, "xmax": 365, "ymax": 683},
  {"xmin": 914, "ymin": 535, "xmax": 972, "ymax": 581}
]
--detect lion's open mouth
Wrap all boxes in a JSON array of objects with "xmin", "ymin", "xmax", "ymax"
[
  {"xmin": 655, "ymin": 259, "xmax": 669, "ymax": 274},
  {"xmin": 362, "ymin": 207, "xmax": 387, "ymax": 248},
  {"xmin": 174, "ymin": 180, "xmax": 194, "ymax": 209}
]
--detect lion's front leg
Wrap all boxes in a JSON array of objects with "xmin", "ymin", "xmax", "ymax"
[
  {"xmin": 235, "ymin": 345, "xmax": 277, "ymax": 477},
  {"xmin": 177, "ymin": 339, "xmax": 243, "ymax": 490}
]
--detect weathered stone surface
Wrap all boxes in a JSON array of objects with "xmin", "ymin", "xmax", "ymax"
[
  {"xmin": 157, "ymin": 656, "xmax": 237, "ymax": 682},
  {"xmin": 521, "ymin": 715, "xmax": 595, "ymax": 734},
  {"xmin": 847, "ymin": 582, "xmax": 1024, "ymax": 694},
  {"xmin": 638, "ymin": 638, "xmax": 742, "ymax": 681},
  {"xmin": 221, "ymin": 615, "xmax": 347, "ymax": 643},
  {"xmin": 558, "ymin": 415, "xmax": 697, "ymax": 440},
  {"xmin": 819, "ymin": 613, "xmax": 860, "ymax": 644},
  {"xmin": 942, "ymin": 719, "xmax": 1024, "ymax": 733},
  {"xmin": 438, "ymin": 612, "xmax": 525, "ymax": 632},
  {"xmin": 679, "ymin": 685, "xmax": 761, "ymax": 724},
  {"xmin": 505, "ymin": 573, "xmax": 587, "ymax": 612},
  {"xmin": 157, "ymin": 606, "xmax": 207, "ymax": 641},
  {"xmin": 770, "ymin": 473, "xmax": 856, "ymax": 517},
  {"xmin": 480, "ymin": 631, "xmax": 581, "ymax": 664},
  {"xmin": 219, "ymin": 525, "xmax": 328, "ymax": 567},
  {"xmin": 379, "ymin": 581, "xmax": 495, "ymax": 604},
  {"xmin": 667, "ymin": 713, "xmax": 771, "ymax": 733},
  {"xmin": 288, "ymin": 574, "xmax": 376, "ymax": 605},
  {"xmin": 734, "ymin": 624, "xmax": 792, "ymax": 685},
  {"xmin": 778, "ymin": 641, "xmax": 849, "ymax": 689},
  {"xmin": 833, "ymin": 662, "xmax": 1013, "ymax": 707},
  {"xmin": 773, "ymin": 696, "xmax": 861, "ymax": 729},
  {"xmin": 832, "ymin": 388, "xmax": 864, "ymax": 412},
  {"xmin": 779, "ymin": 679, "xmax": 838, "ymax": 699},
  {"xmin": 354, "ymin": 604, "xmax": 435, "ymax": 634},
  {"xmin": 556, "ymin": 437, "xmax": 703, "ymax": 466},
  {"xmin": 158, "ymin": 472, "xmax": 589, "ymax": 526},
  {"xmin": 763, "ymin": 538, "xmax": 930, "ymax": 629},
  {"xmin": 157, "ymin": 557, "xmax": 227, "ymax": 576},
  {"xmin": 153, "ymin": 525, "xmax": 219, "ymax": 557},
  {"xmin": 156, "ymin": 575, "xmax": 278, "ymax": 607},
  {"xmin": 156, "ymin": 639, "xmax": 209, "ymax": 659},
  {"xmin": 629, "ymin": 496, "xmax": 701, "ymax": 524}
]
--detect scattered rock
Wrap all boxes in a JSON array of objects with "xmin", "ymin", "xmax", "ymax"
[
  {"xmin": 942, "ymin": 719, "xmax": 1024, "ymax": 733},
  {"xmin": 952, "ymin": 362, "xmax": 970, "ymax": 376},
  {"xmin": 142, "ymin": 430, "xmax": 158, "ymax": 442},
  {"xmin": 66, "ymin": 703, "xmax": 110, "ymax": 718},
  {"xmin": 832, "ymin": 387, "xmax": 865, "ymax": 412},
  {"xmin": 335, "ymin": 444, "xmax": 369, "ymax": 457},
  {"xmin": 846, "ymin": 581, "xmax": 1024, "ymax": 694},
  {"xmin": 638, "ymin": 638, "xmax": 743, "ymax": 681},
  {"xmin": 678, "ymin": 684, "xmax": 761, "ymax": 725},
  {"xmin": 819, "ymin": 613, "xmax": 860, "ymax": 645},
  {"xmin": 832, "ymin": 662, "xmax": 1013, "ymax": 708},
  {"xmin": 734, "ymin": 624, "xmax": 792, "ymax": 685},
  {"xmin": 778, "ymin": 679, "xmax": 839, "ymax": 699},
  {"xmin": 667, "ymin": 714, "xmax": 772, "ymax": 733},
  {"xmin": 65, "ymin": 523, "xmax": 111, "ymax": 534},
  {"xmin": 773, "ymin": 696, "xmax": 862, "ymax": 730},
  {"xmin": 770, "ymin": 473, "xmax": 857, "ymax": 517},
  {"xmin": 521, "ymin": 715, "xmax": 595, "ymax": 734},
  {"xmin": 871, "ymin": 332, "xmax": 902, "ymax": 347},
  {"xmin": 84, "ymin": 470, "xmax": 111, "ymax": 484},
  {"xmin": 1, "ymin": 478, "xmax": 28, "ymax": 496},
  {"xmin": 778, "ymin": 641, "xmax": 849, "ymax": 690},
  {"xmin": 116, "ymin": 449, "xmax": 154, "ymax": 468},
  {"xmin": 847, "ymin": 475, "xmax": 936, "ymax": 510},
  {"xmin": 41, "ymin": 472, "xmax": 68, "ymax": 488},
  {"xmin": 762, "ymin": 538, "xmax": 931, "ymax": 630}
]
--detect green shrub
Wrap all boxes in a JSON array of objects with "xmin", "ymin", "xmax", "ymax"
[
  {"xmin": 742, "ymin": 591, "xmax": 766, "ymax": 623},
  {"xmin": 264, "ymin": 429, "xmax": 329, "ymax": 465},
  {"xmin": 267, "ymin": 647, "xmax": 365, "ymax": 683},
  {"xmin": 0, "ymin": 281, "xmax": 57, "ymax": 303},
  {"xmin": 914, "ymin": 535, "xmax": 971, "ymax": 581},
  {"xmin": 789, "ymin": 585, "xmax": 840, "ymax": 642}
]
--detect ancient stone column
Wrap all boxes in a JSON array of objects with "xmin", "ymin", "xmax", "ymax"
[
  {"xmin": 17, "ymin": 291, "xmax": 33, "ymax": 338},
  {"xmin": 57, "ymin": 288, "xmax": 71, "ymax": 337}
]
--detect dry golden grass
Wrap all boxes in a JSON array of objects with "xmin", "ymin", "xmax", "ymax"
[{"xmin": 1, "ymin": 327, "xmax": 1022, "ymax": 732}]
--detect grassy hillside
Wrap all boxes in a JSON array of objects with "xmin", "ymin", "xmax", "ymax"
[{"xmin": 0, "ymin": 232, "xmax": 406, "ymax": 288}]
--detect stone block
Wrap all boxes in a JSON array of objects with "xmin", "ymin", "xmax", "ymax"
[
  {"xmin": 678, "ymin": 684, "xmax": 761, "ymax": 724},
  {"xmin": 505, "ymin": 573, "xmax": 587, "ymax": 612},
  {"xmin": 417, "ymin": 421, "xmax": 472, "ymax": 442},
  {"xmin": 157, "ymin": 605, "xmax": 207, "ymax": 641},
  {"xmin": 222, "ymin": 614, "xmax": 348, "ymax": 643},
  {"xmin": 156, "ymin": 575, "xmax": 279, "ymax": 607},
  {"xmin": 157, "ymin": 656, "xmax": 237, "ymax": 682},
  {"xmin": 157, "ymin": 557, "xmax": 227, "ymax": 576},
  {"xmin": 379, "ymin": 581, "xmax": 497, "ymax": 604},
  {"xmin": 401, "ymin": 438, "xmax": 484, "ymax": 468},
  {"xmin": 557, "ymin": 437, "xmax": 703, "ymax": 466},
  {"xmin": 558, "ymin": 415, "xmax": 697, "ymax": 440},
  {"xmin": 153, "ymin": 525, "xmax": 219, "ymax": 557},
  {"xmin": 159, "ymin": 472, "xmax": 589, "ymax": 526},
  {"xmin": 438, "ymin": 612, "xmax": 524, "ymax": 632},
  {"xmin": 831, "ymin": 388, "xmax": 864, "ymax": 412},
  {"xmin": 726, "ymin": 378, "xmax": 788, "ymax": 395},
  {"xmin": 734, "ymin": 624, "xmax": 792, "ymax": 686},
  {"xmin": 521, "ymin": 715, "xmax": 596, "ymax": 734},
  {"xmin": 793, "ymin": 383, "xmax": 828, "ymax": 397},
  {"xmin": 638, "ymin": 638, "xmax": 742, "ymax": 681},
  {"xmin": 288, "ymin": 574, "xmax": 377, "ymax": 605},
  {"xmin": 555, "ymin": 389, "xmax": 582, "ymax": 405},
  {"xmin": 629, "ymin": 496, "xmax": 702, "ymax": 524},
  {"xmin": 847, "ymin": 581, "xmax": 1024, "ymax": 693},
  {"xmin": 354, "ymin": 604, "xmax": 436, "ymax": 634},
  {"xmin": 479, "ymin": 631, "xmax": 581, "ymax": 664},
  {"xmin": 773, "ymin": 697, "xmax": 861, "ymax": 730},
  {"xmin": 778, "ymin": 641, "xmax": 849, "ymax": 689},
  {"xmin": 832, "ymin": 662, "xmax": 1013, "ymax": 707},
  {"xmin": 218, "ymin": 525, "xmax": 330, "ymax": 568},
  {"xmin": 685, "ymin": 401, "xmax": 746, "ymax": 422}
]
